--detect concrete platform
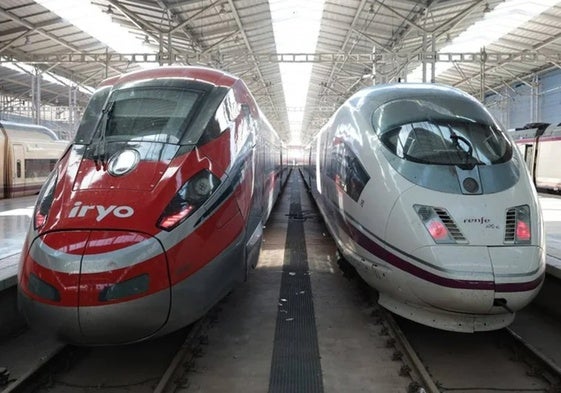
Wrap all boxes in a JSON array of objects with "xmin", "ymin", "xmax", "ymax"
[{"xmin": 0, "ymin": 195, "xmax": 35, "ymax": 292}]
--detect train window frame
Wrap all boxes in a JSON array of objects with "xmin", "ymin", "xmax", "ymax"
[
  {"xmin": 198, "ymin": 89, "xmax": 252, "ymax": 146},
  {"xmin": 372, "ymin": 99, "xmax": 513, "ymax": 167},
  {"xmin": 76, "ymin": 80, "xmax": 216, "ymax": 146},
  {"xmin": 75, "ymin": 86, "xmax": 112, "ymax": 144},
  {"xmin": 99, "ymin": 86, "xmax": 202, "ymax": 144},
  {"xmin": 25, "ymin": 158, "xmax": 59, "ymax": 179}
]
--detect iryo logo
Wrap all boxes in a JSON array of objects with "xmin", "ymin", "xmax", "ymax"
[{"xmin": 68, "ymin": 202, "xmax": 134, "ymax": 222}]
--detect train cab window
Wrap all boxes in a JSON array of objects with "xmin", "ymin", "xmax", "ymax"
[
  {"xmin": 77, "ymin": 85, "xmax": 202, "ymax": 145},
  {"xmin": 104, "ymin": 88, "xmax": 199, "ymax": 143},
  {"xmin": 75, "ymin": 86, "xmax": 111, "ymax": 144},
  {"xmin": 373, "ymin": 98, "xmax": 512, "ymax": 167}
]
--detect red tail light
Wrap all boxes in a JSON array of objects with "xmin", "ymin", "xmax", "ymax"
[
  {"xmin": 514, "ymin": 205, "xmax": 531, "ymax": 243},
  {"xmin": 157, "ymin": 170, "xmax": 220, "ymax": 231},
  {"xmin": 414, "ymin": 205, "xmax": 456, "ymax": 244},
  {"xmin": 428, "ymin": 220, "xmax": 449, "ymax": 240},
  {"xmin": 516, "ymin": 221, "xmax": 531, "ymax": 241},
  {"xmin": 505, "ymin": 205, "xmax": 531, "ymax": 244}
]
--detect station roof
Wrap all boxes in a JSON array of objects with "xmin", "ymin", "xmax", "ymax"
[{"xmin": 2, "ymin": 0, "xmax": 561, "ymax": 144}]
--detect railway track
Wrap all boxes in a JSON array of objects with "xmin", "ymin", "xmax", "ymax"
[
  {"xmin": 0, "ymin": 312, "xmax": 215, "ymax": 393},
  {"xmin": 2, "ymin": 252, "xmax": 560, "ymax": 392},
  {"xmin": 338, "ymin": 256, "xmax": 561, "ymax": 393},
  {"xmin": 381, "ymin": 298, "xmax": 561, "ymax": 392},
  {"xmin": 395, "ymin": 313, "xmax": 561, "ymax": 392}
]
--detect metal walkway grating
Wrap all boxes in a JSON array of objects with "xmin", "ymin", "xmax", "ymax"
[{"xmin": 268, "ymin": 172, "xmax": 324, "ymax": 393}]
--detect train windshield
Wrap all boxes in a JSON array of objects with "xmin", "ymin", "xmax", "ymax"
[
  {"xmin": 372, "ymin": 98, "xmax": 512, "ymax": 166},
  {"xmin": 75, "ymin": 84, "xmax": 201, "ymax": 144}
]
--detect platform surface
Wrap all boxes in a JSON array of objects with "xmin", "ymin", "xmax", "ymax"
[{"xmin": 0, "ymin": 195, "xmax": 35, "ymax": 290}]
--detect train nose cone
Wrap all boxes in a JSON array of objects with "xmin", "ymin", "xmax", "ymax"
[{"xmin": 19, "ymin": 230, "xmax": 171, "ymax": 344}]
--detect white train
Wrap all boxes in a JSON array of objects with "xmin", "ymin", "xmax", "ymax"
[
  {"xmin": 302, "ymin": 83, "xmax": 545, "ymax": 332},
  {"xmin": 509, "ymin": 123, "xmax": 561, "ymax": 192},
  {"xmin": 0, "ymin": 121, "xmax": 68, "ymax": 198}
]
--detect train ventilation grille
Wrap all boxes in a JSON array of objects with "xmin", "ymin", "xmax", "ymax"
[
  {"xmin": 504, "ymin": 208, "xmax": 517, "ymax": 242},
  {"xmin": 434, "ymin": 208, "xmax": 467, "ymax": 242}
]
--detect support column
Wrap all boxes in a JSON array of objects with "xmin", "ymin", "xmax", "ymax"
[
  {"xmin": 480, "ymin": 47, "xmax": 487, "ymax": 102},
  {"xmin": 531, "ymin": 74, "xmax": 539, "ymax": 122},
  {"xmin": 68, "ymin": 84, "xmax": 78, "ymax": 139},
  {"xmin": 31, "ymin": 67, "xmax": 41, "ymax": 124}
]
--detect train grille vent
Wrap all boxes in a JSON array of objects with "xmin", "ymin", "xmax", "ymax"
[
  {"xmin": 504, "ymin": 208, "xmax": 517, "ymax": 242},
  {"xmin": 434, "ymin": 208, "xmax": 467, "ymax": 242}
]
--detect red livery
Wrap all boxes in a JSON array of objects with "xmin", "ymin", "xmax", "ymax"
[{"xmin": 18, "ymin": 66, "xmax": 288, "ymax": 344}]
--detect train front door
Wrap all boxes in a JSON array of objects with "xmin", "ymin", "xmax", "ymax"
[
  {"xmin": 11, "ymin": 143, "xmax": 25, "ymax": 198},
  {"xmin": 523, "ymin": 144, "xmax": 536, "ymax": 185}
]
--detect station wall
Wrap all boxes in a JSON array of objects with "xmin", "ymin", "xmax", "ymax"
[{"xmin": 485, "ymin": 68, "xmax": 561, "ymax": 130}]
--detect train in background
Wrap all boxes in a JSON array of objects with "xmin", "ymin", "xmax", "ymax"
[
  {"xmin": 18, "ymin": 66, "xmax": 288, "ymax": 345},
  {"xmin": 508, "ymin": 122, "xmax": 561, "ymax": 192},
  {"xmin": 302, "ymin": 83, "xmax": 545, "ymax": 332},
  {"xmin": 0, "ymin": 120, "xmax": 68, "ymax": 198}
]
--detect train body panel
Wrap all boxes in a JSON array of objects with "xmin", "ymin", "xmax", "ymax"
[
  {"xmin": 510, "ymin": 123, "xmax": 561, "ymax": 191},
  {"xmin": 304, "ymin": 83, "xmax": 545, "ymax": 332},
  {"xmin": 17, "ymin": 66, "xmax": 286, "ymax": 344},
  {"xmin": 0, "ymin": 121, "xmax": 68, "ymax": 198}
]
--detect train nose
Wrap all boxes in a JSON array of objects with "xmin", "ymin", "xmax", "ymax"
[
  {"xmin": 411, "ymin": 245, "xmax": 545, "ymax": 314},
  {"xmin": 19, "ymin": 230, "xmax": 171, "ymax": 344}
]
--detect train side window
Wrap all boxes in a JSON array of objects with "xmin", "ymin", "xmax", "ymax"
[
  {"xmin": 524, "ymin": 145, "xmax": 534, "ymax": 169},
  {"xmin": 241, "ymin": 103, "xmax": 250, "ymax": 118},
  {"xmin": 199, "ymin": 94, "xmax": 232, "ymax": 145},
  {"xmin": 16, "ymin": 160, "xmax": 22, "ymax": 178}
]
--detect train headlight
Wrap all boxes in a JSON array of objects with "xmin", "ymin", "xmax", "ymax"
[
  {"xmin": 414, "ymin": 205, "xmax": 458, "ymax": 244},
  {"xmin": 34, "ymin": 170, "xmax": 58, "ymax": 230},
  {"xmin": 505, "ymin": 205, "xmax": 531, "ymax": 244},
  {"xmin": 157, "ymin": 169, "xmax": 221, "ymax": 231}
]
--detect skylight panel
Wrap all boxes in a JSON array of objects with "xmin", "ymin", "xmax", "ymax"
[
  {"xmin": 5, "ymin": 0, "xmax": 160, "ymax": 93},
  {"xmin": 269, "ymin": 0, "xmax": 325, "ymax": 144},
  {"xmin": 35, "ymin": 0, "xmax": 151, "ymax": 55},
  {"xmin": 407, "ymin": 0, "xmax": 561, "ymax": 82}
]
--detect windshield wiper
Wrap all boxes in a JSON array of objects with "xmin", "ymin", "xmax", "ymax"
[
  {"xmin": 449, "ymin": 130, "xmax": 473, "ymax": 161},
  {"xmin": 92, "ymin": 101, "xmax": 115, "ymax": 171}
]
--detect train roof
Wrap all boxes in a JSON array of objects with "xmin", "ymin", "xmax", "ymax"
[
  {"xmin": 509, "ymin": 122, "xmax": 561, "ymax": 139},
  {"xmin": 349, "ymin": 83, "xmax": 480, "ymax": 108},
  {"xmin": 0, "ymin": 120, "xmax": 59, "ymax": 141},
  {"xmin": 97, "ymin": 66, "xmax": 238, "ymax": 90},
  {"xmin": 348, "ymin": 83, "xmax": 497, "ymax": 129}
]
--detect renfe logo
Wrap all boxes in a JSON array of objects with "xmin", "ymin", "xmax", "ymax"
[
  {"xmin": 69, "ymin": 202, "xmax": 134, "ymax": 222},
  {"xmin": 463, "ymin": 217, "xmax": 491, "ymax": 224}
]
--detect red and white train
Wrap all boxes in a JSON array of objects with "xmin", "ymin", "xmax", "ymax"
[
  {"xmin": 303, "ymin": 83, "xmax": 545, "ymax": 332},
  {"xmin": 18, "ymin": 66, "xmax": 288, "ymax": 345},
  {"xmin": 509, "ymin": 122, "xmax": 561, "ymax": 192}
]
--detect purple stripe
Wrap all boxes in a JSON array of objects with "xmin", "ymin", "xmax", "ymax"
[
  {"xmin": 538, "ymin": 135, "xmax": 561, "ymax": 142},
  {"xmin": 495, "ymin": 277, "xmax": 544, "ymax": 292},
  {"xmin": 331, "ymin": 202, "xmax": 543, "ymax": 293}
]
